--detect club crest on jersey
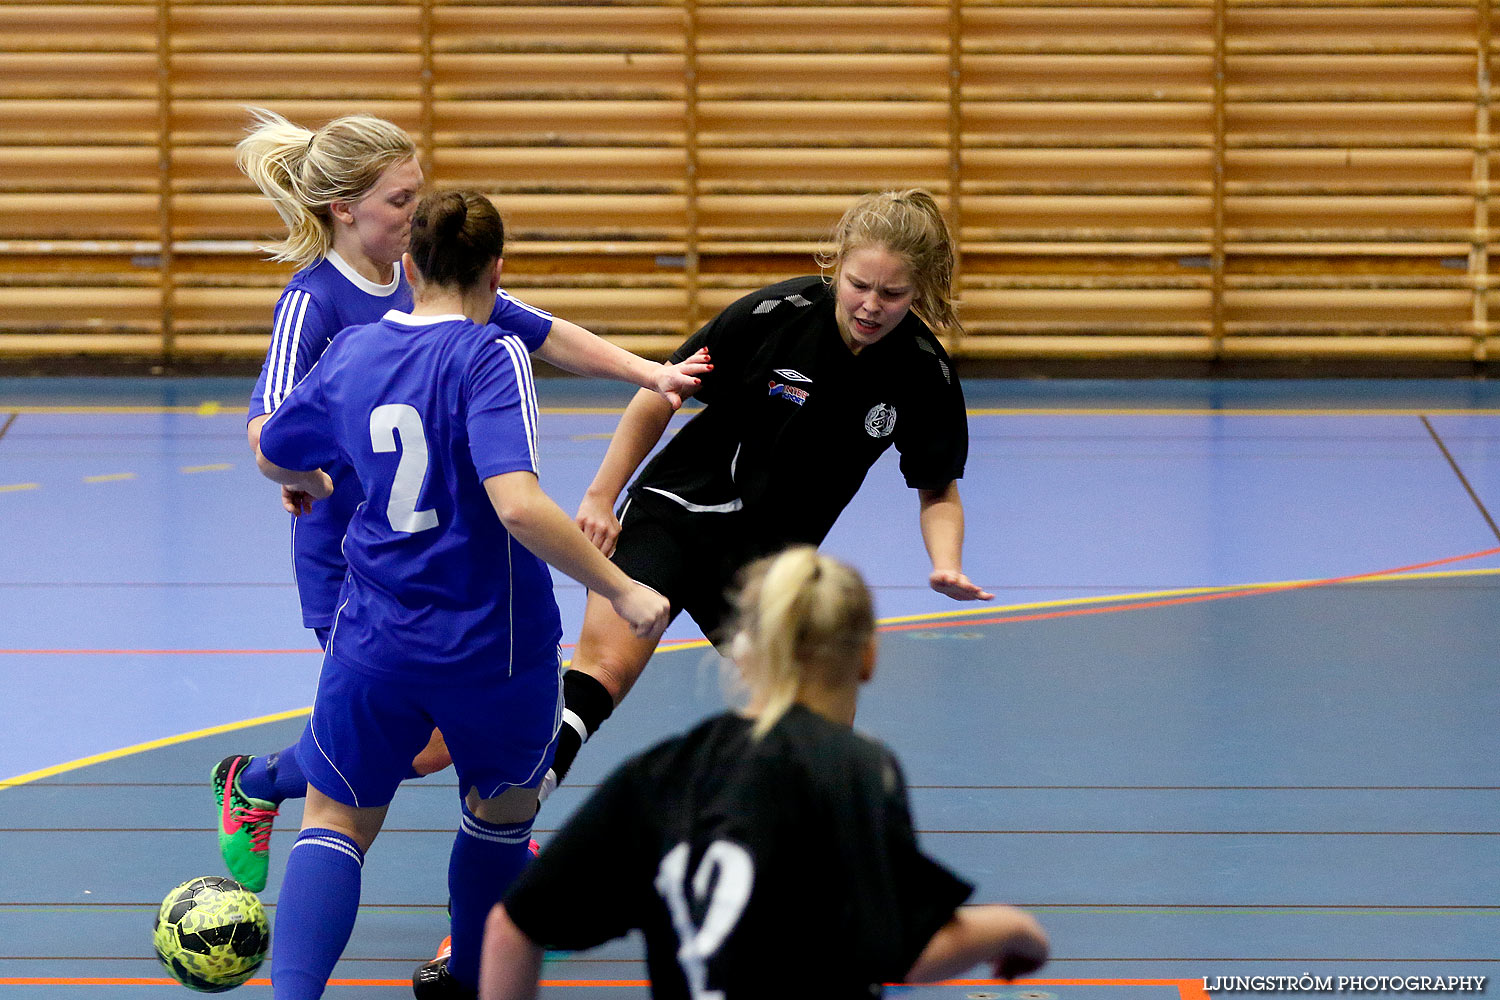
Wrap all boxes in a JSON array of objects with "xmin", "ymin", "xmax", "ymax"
[
  {"xmin": 768, "ymin": 380, "xmax": 809, "ymax": 406},
  {"xmin": 863, "ymin": 403, "xmax": 897, "ymax": 438}
]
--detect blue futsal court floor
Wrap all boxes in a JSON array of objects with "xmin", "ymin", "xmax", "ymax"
[{"xmin": 0, "ymin": 376, "xmax": 1496, "ymax": 997}]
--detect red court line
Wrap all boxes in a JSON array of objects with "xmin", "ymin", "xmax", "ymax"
[
  {"xmin": 7, "ymin": 547, "xmax": 1496, "ymax": 656},
  {"xmin": 0, "ymin": 976, "xmax": 1201, "ymax": 990},
  {"xmin": 882, "ymin": 546, "xmax": 1500, "ymax": 636},
  {"xmin": 0, "ymin": 641, "xmax": 701, "ymax": 656},
  {"xmin": 0, "ymin": 643, "xmax": 675, "ymax": 655},
  {"xmin": 0, "ymin": 648, "xmax": 320, "ymax": 655}
]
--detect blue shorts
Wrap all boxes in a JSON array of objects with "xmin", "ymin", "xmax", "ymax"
[{"xmin": 296, "ymin": 650, "xmax": 563, "ymax": 808}]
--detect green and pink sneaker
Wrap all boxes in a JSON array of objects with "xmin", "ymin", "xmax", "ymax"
[{"xmin": 211, "ymin": 755, "xmax": 279, "ymax": 893}]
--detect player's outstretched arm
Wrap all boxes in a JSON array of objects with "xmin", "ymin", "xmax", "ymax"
[
  {"xmin": 486, "ymin": 469, "xmax": 669, "ymax": 637},
  {"xmin": 479, "ymin": 904, "xmax": 543, "ymax": 1000},
  {"xmin": 918, "ymin": 482, "xmax": 994, "ymax": 601},
  {"xmin": 905, "ymin": 904, "xmax": 1049, "ymax": 984},
  {"xmin": 532, "ymin": 317, "xmax": 710, "ymax": 410},
  {"xmin": 575, "ymin": 388, "xmax": 677, "ymax": 556}
]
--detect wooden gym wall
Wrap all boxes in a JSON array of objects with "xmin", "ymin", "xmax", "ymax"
[{"xmin": 1, "ymin": 0, "xmax": 1495, "ymax": 364}]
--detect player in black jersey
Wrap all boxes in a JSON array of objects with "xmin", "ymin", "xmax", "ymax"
[
  {"xmin": 543, "ymin": 189, "xmax": 995, "ymax": 803},
  {"xmin": 480, "ymin": 548, "xmax": 1047, "ymax": 1000}
]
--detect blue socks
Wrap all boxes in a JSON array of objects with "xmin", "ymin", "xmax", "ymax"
[
  {"xmin": 238, "ymin": 745, "xmax": 308, "ymax": 804},
  {"xmin": 446, "ymin": 803, "xmax": 535, "ymax": 988},
  {"xmin": 240, "ymin": 744, "xmax": 421, "ymax": 804},
  {"xmin": 271, "ymin": 828, "xmax": 365, "ymax": 1000},
  {"xmin": 262, "ymin": 808, "xmax": 531, "ymax": 996}
]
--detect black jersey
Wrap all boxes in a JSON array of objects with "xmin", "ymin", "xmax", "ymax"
[
  {"xmin": 630, "ymin": 276, "xmax": 968, "ymax": 548},
  {"xmin": 504, "ymin": 706, "xmax": 973, "ymax": 1000}
]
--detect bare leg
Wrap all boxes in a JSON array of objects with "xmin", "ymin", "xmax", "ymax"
[
  {"xmin": 468, "ymin": 785, "xmax": 540, "ymax": 825},
  {"xmin": 541, "ymin": 590, "xmax": 664, "ymax": 797},
  {"xmin": 571, "ymin": 588, "xmax": 662, "ymax": 702},
  {"xmin": 300, "ymin": 785, "xmax": 389, "ymax": 852},
  {"xmin": 411, "ymin": 728, "xmax": 452, "ymax": 777}
]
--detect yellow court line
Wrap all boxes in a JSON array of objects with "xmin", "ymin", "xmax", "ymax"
[
  {"xmin": 5, "ymin": 563, "xmax": 1496, "ymax": 791},
  {"xmin": 0, "ymin": 464, "xmax": 236, "ymax": 493},
  {"xmin": 880, "ymin": 584, "xmax": 1256, "ymax": 626},
  {"xmin": 0, "ymin": 707, "xmax": 312, "ymax": 791},
  {"xmin": 0, "ymin": 464, "xmax": 232, "ymax": 494},
  {"xmin": 1383, "ymin": 565, "xmax": 1500, "ymax": 582},
  {"xmin": 4, "ymin": 405, "xmax": 215, "ymax": 415},
  {"xmin": 878, "ymin": 564, "xmax": 1500, "ymax": 626}
]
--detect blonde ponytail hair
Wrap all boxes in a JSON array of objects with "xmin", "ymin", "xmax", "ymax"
[
  {"xmin": 815, "ymin": 188, "xmax": 962, "ymax": 337},
  {"xmin": 236, "ymin": 107, "xmax": 418, "ymax": 268},
  {"xmin": 732, "ymin": 547, "xmax": 875, "ymax": 739}
]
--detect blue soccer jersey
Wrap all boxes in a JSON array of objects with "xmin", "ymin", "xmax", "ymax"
[
  {"xmin": 258, "ymin": 311, "xmax": 563, "ymax": 679},
  {"xmin": 247, "ymin": 251, "xmax": 551, "ymax": 628}
]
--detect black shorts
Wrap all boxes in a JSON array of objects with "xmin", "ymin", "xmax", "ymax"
[{"xmin": 610, "ymin": 490, "xmax": 764, "ymax": 645}]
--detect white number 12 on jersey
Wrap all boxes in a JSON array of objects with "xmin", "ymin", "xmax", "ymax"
[
  {"xmin": 654, "ymin": 841, "xmax": 755, "ymax": 1000},
  {"xmin": 369, "ymin": 403, "xmax": 439, "ymax": 534}
]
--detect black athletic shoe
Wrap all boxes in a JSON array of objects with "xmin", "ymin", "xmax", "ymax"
[{"xmin": 412, "ymin": 956, "xmax": 477, "ymax": 1000}]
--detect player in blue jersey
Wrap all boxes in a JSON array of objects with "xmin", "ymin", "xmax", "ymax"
[
  {"xmin": 253, "ymin": 189, "xmax": 671, "ymax": 1000},
  {"xmin": 213, "ymin": 109, "xmax": 707, "ymax": 893}
]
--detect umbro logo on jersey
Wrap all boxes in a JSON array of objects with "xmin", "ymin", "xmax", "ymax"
[{"xmin": 773, "ymin": 369, "xmax": 812, "ymax": 383}]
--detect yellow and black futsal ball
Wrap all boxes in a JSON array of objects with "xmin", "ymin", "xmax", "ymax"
[{"xmin": 152, "ymin": 876, "xmax": 269, "ymax": 992}]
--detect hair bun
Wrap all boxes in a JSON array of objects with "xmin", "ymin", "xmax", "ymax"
[
  {"xmin": 436, "ymin": 192, "xmax": 468, "ymax": 242},
  {"xmin": 406, "ymin": 189, "xmax": 506, "ymax": 289}
]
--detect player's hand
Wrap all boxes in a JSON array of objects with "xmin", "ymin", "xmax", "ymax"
[
  {"xmin": 611, "ymin": 581, "xmax": 670, "ymax": 638},
  {"xmin": 281, "ymin": 485, "xmax": 315, "ymax": 516},
  {"xmin": 575, "ymin": 493, "xmax": 622, "ymax": 557},
  {"xmin": 652, "ymin": 348, "xmax": 711, "ymax": 411},
  {"xmin": 992, "ymin": 918, "xmax": 1049, "ymax": 980},
  {"xmin": 929, "ymin": 568, "xmax": 994, "ymax": 602}
]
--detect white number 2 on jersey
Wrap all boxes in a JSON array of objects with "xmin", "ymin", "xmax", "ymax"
[
  {"xmin": 654, "ymin": 840, "xmax": 755, "ymax": 1000},
  {"xmin": 369, "ymin": 403, "xmax": 439, "ymax": 534}
]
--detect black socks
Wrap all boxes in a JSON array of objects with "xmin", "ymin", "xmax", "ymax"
[{"xmin": 543, "ymin": 669, "xmax": 616, "ymax": 799}]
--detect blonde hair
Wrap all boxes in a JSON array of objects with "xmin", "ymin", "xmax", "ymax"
[
  {"xmin": 815, "ymin": 188, "xmax": 961, "ymax": 337},
  {"xmin": 732, "ymin": 547, "xmax": 876, "ymax": 739},
  {"xmin": 235, "ymin": 107, "xmax": 418, "ymax": 268}
]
